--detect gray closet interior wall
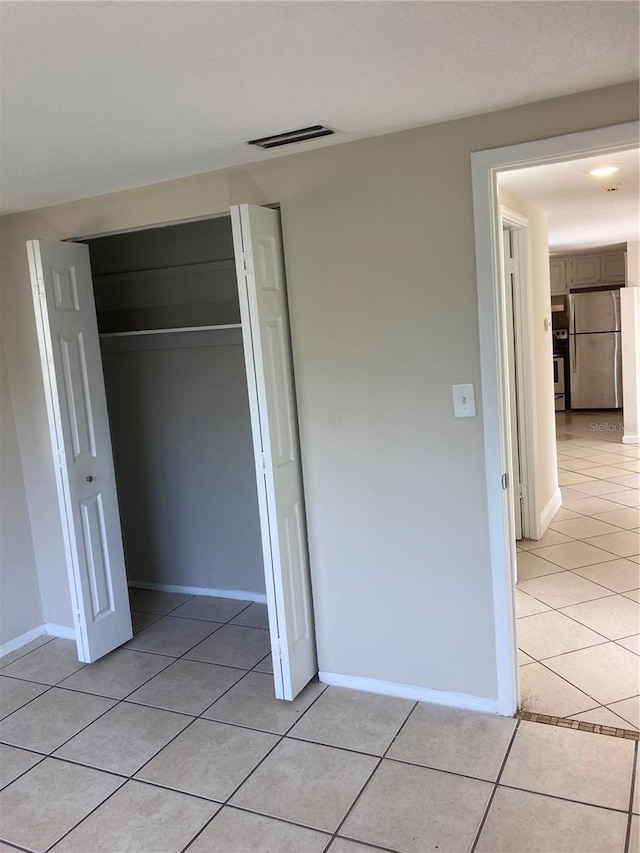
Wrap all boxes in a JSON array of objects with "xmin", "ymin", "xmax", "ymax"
[{"xmin": 85, "ymin": 217, "xmax": 265, "ymax": 596}]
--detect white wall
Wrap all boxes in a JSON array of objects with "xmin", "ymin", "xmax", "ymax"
[
  {"xmin": 498, "ymin": 188, "xmax": 559, "ymax": 535},
  {"xmin": 0, "ymin": 337, "xmax": 43, "ymax": 646},
  {"xmin": 0, "ymin": 81, "xmax": 637, "ymax": 704}
]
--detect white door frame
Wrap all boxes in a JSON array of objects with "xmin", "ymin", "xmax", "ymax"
[
  {"xmin": 471, "ymin": 120, "xmax": 639, "ymax": 716},
  {"xmin": 501, "ymin": 206, "xmax": 538, "ymax": 542}
]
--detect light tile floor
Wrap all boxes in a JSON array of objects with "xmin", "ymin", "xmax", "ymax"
[
  {"xmin": 517, "ymin": 412, "xmax": 640, "ymax": 730},
  {"xmin": 0, "ymin": 587, "xmax": 639, "ymax": 852}
]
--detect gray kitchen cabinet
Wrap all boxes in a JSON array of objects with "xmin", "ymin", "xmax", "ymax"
[{"xmin": 549, "ymin": 251, "xmax": 626, "ymax": 293}]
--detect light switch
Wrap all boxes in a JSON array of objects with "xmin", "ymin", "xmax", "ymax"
[{"xmin": 452, "ymin": 383, "xmax": 476, "ymax": 418}]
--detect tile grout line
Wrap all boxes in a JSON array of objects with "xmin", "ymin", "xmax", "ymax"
[
  {"xmin": 517, "ymin": 614, "xmax": 639, "ymax": 728},
  {"xmin": 126, "ymin": 619, "xmax": 226, "ymax": 659},
  {"xmin": 469, "ymin": 718, "xmax": 521, "ymax": 853},
  {"xmin": 520, "ymin": 655, "xmax": 624, "ymax": 724},
  {"xmin": 0, "ymin": 749, "xmax": 49, "ymax": 797},
  {"xmin": 175, "ymin": 676, "xmax": 333, "ymax": 853},
  {"xmin": 518, "ymin": 561, "xmax": 640, "ymax": 630},
  {"xmin": 40, "ymin": 772, "xmax": 129, "ymax": 853},
  {"xmin": 0, "ymin": 680, "xmax": 56, "ymax": 724},
  {"xmin": 0, "ymin": 839, "xmax": 33, "ymax": 853},
  {"xmin": 41, "ymin": 623, "xmax": 219, "ymax": 750},
  {"xmin": 623, "ymin": 740, "xmax": 638, "ymax": 853},
  {"xmin": 37, "ymin": 657, "xmax": 264, "ymax": 851},
  {"xmin": 0, "ymin": 636, "xmax": 56, "ymax": 672},
  {"xmin": 321, "ymin": 699, "xmax": 420, "ymax": 851},
  {"xmin": 0, "ymin": 597, "xmax": 274, "ymax": 850},
  {"xmin": 494, "ymin": 781, "xmax": 634, "ymax": 816}
]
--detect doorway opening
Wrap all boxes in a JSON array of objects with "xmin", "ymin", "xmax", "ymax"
[
  {"xmin": 471, "ymin": 120, "xmax": 640, "ymax": 718},
  {"xmin": 84, "ymin": 216, "xmax": 264, "ymax": 604},
  {"xmin": 83, "ymin": 215, "xmax": 275, "ymax": 678}
]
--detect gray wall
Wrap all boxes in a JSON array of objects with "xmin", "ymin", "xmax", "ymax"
[
  {"xmin": 0, "ymin": 81, "xmax": 637, "ymax": 701},
  {"xmin": 0, "ymin": 337, "xmax": 43, "ymax": 644},
  {"xmin": 89, "ymin": 217, "xmax": 264, "ymax": 596},
  {"xmin": 101, "ymin": 330, "xmax": 264, "ymax": 595}
]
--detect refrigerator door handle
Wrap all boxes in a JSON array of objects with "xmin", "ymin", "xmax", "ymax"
[
  {"xmin": 571, "ymin": 332, "xmax": 577, "ymax": 373},
  {"xmin": 609, "ymin": 290, "xmax": 616, "ymax": 332}
]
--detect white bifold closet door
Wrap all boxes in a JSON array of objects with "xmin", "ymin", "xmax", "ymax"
[
  {"xmin": 27, "ymin": 206, "xmax": 316, "ymax": 700},
  {"xmin": 231, "ymin": 204, "xmax": 317, "ymax": 700},
  {"xmin": 27, "ymin": 240, "xmax": 133, "ymax": 662}
]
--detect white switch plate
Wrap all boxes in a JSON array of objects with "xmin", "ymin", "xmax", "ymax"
[{"xmin": 452, "ymin": 383, "xmax": 476, "ymax": 418}]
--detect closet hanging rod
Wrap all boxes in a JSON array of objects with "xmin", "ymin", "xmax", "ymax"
[
  {"xmin": 92, "ymin": 259, "xmax": 236, "ymax": 282},
  {"xmin": 99, "ymin": 323, "xmax": 242, "ymax": 338}
]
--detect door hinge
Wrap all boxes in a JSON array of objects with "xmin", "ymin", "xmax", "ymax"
[
  {"xmin": 261, "ymin": 453, "xmax": 271, "ymax": 474},
  {"xmin": 32, "ymin": 277, "xmax": 45, "ymax": 299},
  {"xmin": 55, "ymin": 450, "xmax": 64, "ymax": 468},
  {"xmin": 502, "ymin": 473, "xmax": 509, "ymax": 490},
  {"xmin": 236, "ymin": 252, "xmax": 252, "ymax": 273},
  {"xmin": 274, "ymin": 637, "xmax": 283, "ymax": 660}
]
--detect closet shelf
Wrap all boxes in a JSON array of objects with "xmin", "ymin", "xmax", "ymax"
[
  {"xmin": 99, "ymin": 323, "xmax": 242, "ymax": 338},
  {"xmin": 93, "ymin": 259, "xmax": 236, "ymax": 283}
]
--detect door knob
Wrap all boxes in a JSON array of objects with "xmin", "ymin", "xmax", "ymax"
[{"xmin": 86, "ymin": 475, "xmax": 94, "ymax": 483}]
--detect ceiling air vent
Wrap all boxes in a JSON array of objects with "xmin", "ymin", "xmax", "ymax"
[{"xmin": 248, "ymin": 125, "xmax": 335, "ymax": 150}]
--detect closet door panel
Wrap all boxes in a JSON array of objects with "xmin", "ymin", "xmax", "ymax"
[
  {"xmin": 27, "ymin": 240, "xmax": 132, "ymax": 662},
  {"xmin": 232, "ymin": 204, "xmax": 317, "ymax": 701}
]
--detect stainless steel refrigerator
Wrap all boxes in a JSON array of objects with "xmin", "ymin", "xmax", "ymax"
[{"xmin": 569, "ymin": 289, "xmax": 622, "ymax": 409}]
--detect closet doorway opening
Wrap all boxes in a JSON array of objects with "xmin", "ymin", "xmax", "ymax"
[
  {"xmin": 86, "ymin": 216, "xmax": 260, "ymax": 605},
  {"xmin": 28, "ymin": 205, "xmax": 317, "ymax": 701}
]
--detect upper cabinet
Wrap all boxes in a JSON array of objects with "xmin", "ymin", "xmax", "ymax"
[
  {"xmin": 571, "ymin": 255, "xmax": 601, "ymax": 287},
  {"xmin": 549, "ymin": 251, "xmax": 626, "ymax": 294},
  {"xmin": 549, "ymin": 259, "xmax": 567, "ymax": 294},
  {"xmin": 601, "ymin": 253, "xmax": 626, "ymax": 283}
]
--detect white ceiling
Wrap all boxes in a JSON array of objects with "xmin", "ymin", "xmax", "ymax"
[
  {"xmin": 499, "ymin": 148, "xmax": 640, "ymax": 253},
  {"xmin": 1, "ymin": 1, "xmax": 639, "ymax": 215}
]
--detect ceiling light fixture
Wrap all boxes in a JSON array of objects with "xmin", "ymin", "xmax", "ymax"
[{"xmin": 586, "ymin": 165, "xmax": 621, "ymax": 177}]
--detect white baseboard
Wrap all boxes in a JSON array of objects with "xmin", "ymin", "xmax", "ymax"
[
  {"xmin": 538, "ymin": 488, "xmax": 562, "ymax": 537},
  {"xmin": 45, "ymin": 623, "xmax": 76, "ymax": 640},
  {"xmin": 128, "ymin": 580, "xmax": 267, "ymax": 604},
  {"xmin": 622, "ymin": 435, "xmax": 639, "ymax": 445},
  {"xmin": 318, "ymin": 671, "xmax": 499, "ymax": 714},
  {"xmin": 0, "ymin": 623, "xmax": 76, "ymax": 659},
  {"xmin": 0, "ymin": 625, "xmax": 47, "ymax": 658}
]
